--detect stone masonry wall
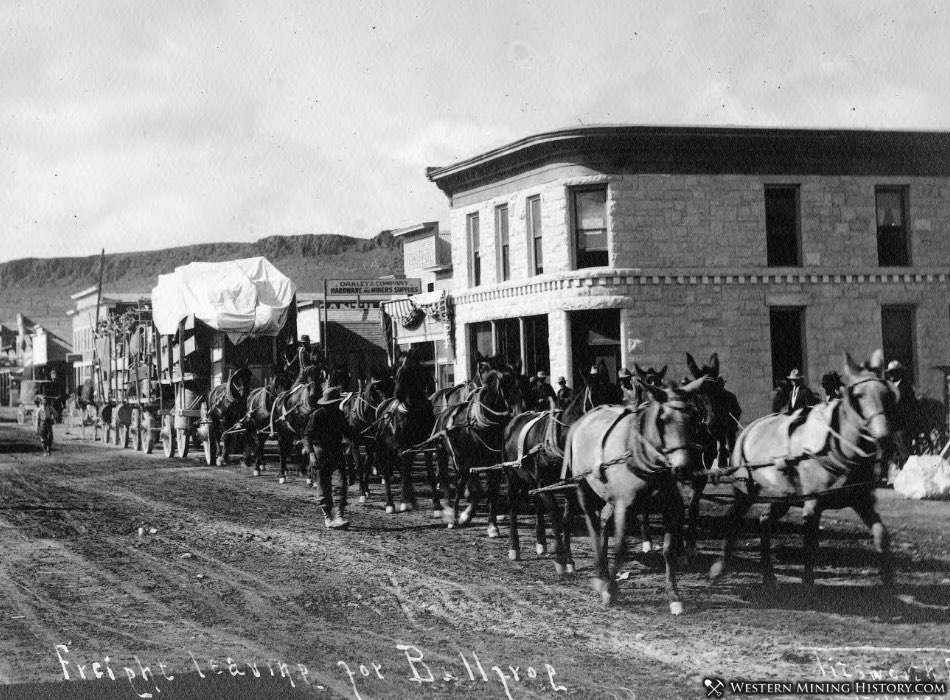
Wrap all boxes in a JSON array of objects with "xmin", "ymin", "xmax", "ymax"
[
  {"xmin": 453, "ymin": 272, "xmax": 950, "ymax": 420},
  {"xmin": 447, "ymin": 169, "xmax": 950, "ymax": 418},
  {"xmin": 451, "ymin": 172, "xmax": 950, "ymax": 285}
]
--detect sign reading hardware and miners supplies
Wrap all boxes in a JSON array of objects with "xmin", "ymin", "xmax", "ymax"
[{"xmin": 327, "ymin": 278, "xmax": 422, "ymax": 297}]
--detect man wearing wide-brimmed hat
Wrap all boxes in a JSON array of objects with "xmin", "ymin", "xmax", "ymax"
[
  {"xmin": 303, "ymin": 386, "xmax": 359, "ymax": 529},
  {"xmin": 531, "ymin": 370, "xmax": 557, "ymax": 411},
  {"xmin": 781, "ymin": 369, "xmax": 816, "ymax": 415},
  {"xmin": 555, "ymin": 376, "xmax": 571, "ymax": 408}
]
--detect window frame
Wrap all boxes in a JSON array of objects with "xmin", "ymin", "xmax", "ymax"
[
  {"xmin": 527, "ymin": 195, "xmax": 543, "ymax": 276},
  {"xmin": 570, "ymin": 185, "xmax": 609, "ymax": 270},
  {"xmin": 881, "ymin": 304, "xmax": 917, "ymax": 384},
  {"xmin": 467, "ymin": 212, "xmax": 481, "ymax": 287},
  {"xmin": 495, "ymin": 203, "xmax": 510, "ymax": 282},
  {"xmin": 876, "ymin": 185, "xmax": 911, "ymax": 267},
  {"xmin": 764, "ymin": 184, "xmax": 802, "ymax": 267}
]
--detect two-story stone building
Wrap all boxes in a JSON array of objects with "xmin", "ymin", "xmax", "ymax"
[{"xmin": 426, "ymin": 125, "xmax": 950, "ymax": 417}]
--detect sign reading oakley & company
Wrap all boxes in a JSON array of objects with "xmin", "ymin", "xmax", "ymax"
[{"xmin": 326, "ymin": 279, "xmax": 423, "ymax": 296}]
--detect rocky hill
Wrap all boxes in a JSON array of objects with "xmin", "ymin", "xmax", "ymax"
[{"xmin": 0, "ymin": 232, "xmax": 403, "ymax": 342}]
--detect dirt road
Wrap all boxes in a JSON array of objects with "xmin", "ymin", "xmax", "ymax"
[{"xmin": 1, "ymin": 413, "xmax": 949, "ymax": 699}]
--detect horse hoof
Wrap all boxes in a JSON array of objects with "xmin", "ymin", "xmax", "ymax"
[
  {"xmin": 216, "ymin": 457, "xmax": 224, "ymax": 467},
  {"xmin": 278, "ymin": 477, "xmax": 286, "ymax": 484},
  {"xmin": 385, "ymin": 505, "xmax": 395, "ymax": 514},
  {"xmin": 458, "ymin": 511, "xmax": 472, "ymax": 526},
  {"xmin": 358, "ymin": 495, "xmax": 367, "ymax": 504},
  {"xmin": 431, "ymin": 509, "xmax": 442, "ymax": 519},
  {"xmin": 508, "ymin": 549, "xmax": 520, "ymax": 561},
  {"xmin": 669, "ymin": 601, "xmax": 684, "ymax": 616},
  {"xmin": 486, "ymin": 525, "xmax": 499, "ymax": 538},
  {"xmin": 535, "ymin": 543, "xmax": 547, "ymax": 556},
  {"xmin": 554, "ymin": 562, "xmax": 566, "ymax": 576},
  {"xmin": 642, "ymin": 541, "xmax": 654, "ymax": 554},
  {"xmin": 305, "ymin": 479, "xmax": 312, "ymax": 487},
  {"xmin": 252, "ymin": 470, "xmax": 260, "ymax": 477},
  {"xmin": 709, "ymin": 559, "xmax": 726, "ymax": 581},
  {"xmin": 566, "ymin": 562, "xmax": 576, "ymax": 574},
  {"xmin": 399, "ymin": 502, "xmax": 412, "ymax": 513}
]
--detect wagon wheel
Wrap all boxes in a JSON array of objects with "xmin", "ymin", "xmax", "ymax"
[
  {"xmin": 16, "ymin": 406, "xmax": 25, "ymax": 425},
  {"xmin": 176, "ymin": 428, "xmax": 190, "ymax": 459},
  {"xmin": 142, "ymin": 413, "xmax": 155, "ymax": 454},
  {"xmin": 202, "ymin": 422, "xmax": 217, "ymax": 466},
  {"xmin": 161, "ymin": 415, "xmax": 175, "ymax": 458},
  {"xmin": 133, "ymin": 409, "xmax": 143, "ymax": 452}
]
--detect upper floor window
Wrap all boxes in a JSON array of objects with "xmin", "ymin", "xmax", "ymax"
[
  {"xmin": 467, "ymin": 213, "xmax": 481, "ymax": 287},
  {"xmin": 495, "ymin": 204, "xmax": 510, "ymax": 282},
  {"xmin": 572, "ymin": 186, "xmax": 608, "ymax": 269},
  {"xmin": 527, "ymin": 195, "xmax": 543, "ymax": 275},
  {"xmin": 876, "ymin": 186, "xmax": 910, "ymax": 266},
  {"xmin": 765, "ymin": 185, "xmax": 800, "ymax": 267}
]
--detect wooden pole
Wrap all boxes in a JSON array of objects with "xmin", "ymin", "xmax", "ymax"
[{"xmin": 323, "ymin": 279, "xmax": 329, "ymax": 359}]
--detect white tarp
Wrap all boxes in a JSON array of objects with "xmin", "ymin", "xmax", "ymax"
[
  {"xmin": 894, "ymin": 449, "xmax": 950, "ymax": 500},
  {"xmin": 151, "ymin": 257, "xmax": 296, "ymax": 344}
]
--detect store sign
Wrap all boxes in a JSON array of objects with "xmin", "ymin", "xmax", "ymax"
[{"xmin": 327, "ymin": 278, "xmax": 422, "ymax": 296}]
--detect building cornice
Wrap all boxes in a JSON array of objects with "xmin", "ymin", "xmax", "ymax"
[
  {"xmin": 454, "ymin": 267, "xmax": 950, "ymax": 305},
  {"xmin": 425, "ymin": 125, "xmax": 950, "ymax": 198}
]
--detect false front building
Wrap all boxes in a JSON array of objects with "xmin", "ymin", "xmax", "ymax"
[{"xmin": 426, "ymin": 125, "xmax": 950, "ymax": 417}]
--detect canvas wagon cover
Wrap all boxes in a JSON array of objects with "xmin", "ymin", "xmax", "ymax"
[{"xmin": 151, "ymin": 257, "xmax": 296, "ymax": 343}]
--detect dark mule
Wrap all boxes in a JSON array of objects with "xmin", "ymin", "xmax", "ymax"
[
  {"xmin": 439, "ymin": 359, "xmax": 526, "ymax": 531},
  {"xmin": 373, "ymin": 351, "xmax": 439, "ymax": 513},
  {"xmin": 241, "ymin": 361, "xmax": 306, "ymax": 477},
  {"xmin": 586, "ymin": 359, "xmax": 624, "ymax": 407},
  {"xmin": 710, "ymin": 350, "xmax": 897, "ymax": 588},
  {"xmin": 629, "ymin": 364, "xmax": 667, "ymax": 407},
  {"xmin": 499, "ymin": 375, "xmax": 615, "ymax": 569},
  {"xmin": 563, "ymin": 378, "xmax": 706, "ymax": 612},
  {"xmin": 271, "ymin": 358, "xmax": 326, "ymax": 483},
  {"xmin": 685, "ymin": 352, "xmax": 742, "ymax": 469},
  {"xmin": 638, "ymin": 354, "xmax": 743, "ymax": 556},
  {"xmin": 341, "ymin": 367, "xmax": 395, "ymax": 502},
  {"xmin": 207, "ymin": 362, "xmax": 252, "ymax": 466}
]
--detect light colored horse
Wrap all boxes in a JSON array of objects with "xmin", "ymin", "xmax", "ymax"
[
  {"xmin": 563, "ymin": 378, "xmax": 706, "ymax": 613},
  {"xmin": 710, "ymin": 350, "xmax": 896, "ymax": 588}
]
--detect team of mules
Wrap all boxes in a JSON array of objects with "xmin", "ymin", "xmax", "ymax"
[{"xmin": 65, "ymin": 343, "xmax": 914, "ymax": 612}]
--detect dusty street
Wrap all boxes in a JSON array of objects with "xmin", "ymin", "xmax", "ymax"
[{"xmin": 1, "ymin": 412, "xmax": 949, "ymax": 700}]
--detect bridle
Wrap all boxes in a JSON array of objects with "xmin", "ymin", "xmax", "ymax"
[{"xmin": 844, "ymin": 375, "xmax": 890, "ymax": 432}]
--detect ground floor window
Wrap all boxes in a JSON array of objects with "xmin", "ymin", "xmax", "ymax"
[
  {"xmin": 522, "ymin": 314, "xmax": 549, "ymax": 377},
  {"xmin": 881, "ymin": 305, "xmax": 916, "ymax": 384},
  {"xmin": 570, "ymin": 309, "xmax": 620, "ymax": 387},
  {"xmin": 769, "ymin": 306, "xmax": 806, "ymax": 387},
  {"xmin": 468, "ymin": 322, "xmax": 493, "ymax": 366},
  {"xmin": 494, "ymin": 318, "xmax": 520, "ymax": 366}
]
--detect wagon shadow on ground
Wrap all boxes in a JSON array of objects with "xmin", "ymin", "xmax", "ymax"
[
  {"xmin": 740, "ymin": 583, "xmax": 950, "ymax": 624},
  {"xmin": 0, "ymin": 441, "xmax": 44, "ymax": 453}
]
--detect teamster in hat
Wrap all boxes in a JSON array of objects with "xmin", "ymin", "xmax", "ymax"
[
  {"xmin": 555, "ymin": 376, "xmax": 571, "ymax": 408},
  {"xmin": 781, "ymin": 368, "xmax": 817, "ymax": 415},
  {"xmin": 532, "ymin": 370, "xmax": 557, "ymax": 411},
  {"xmin": 303, "ymin": 386, "xmax": 359, "ymax": 529}
]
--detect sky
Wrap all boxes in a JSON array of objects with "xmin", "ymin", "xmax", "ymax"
[{"xmin": 2, "ymin": 0, "xmax": 948, "ymax": 262}]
